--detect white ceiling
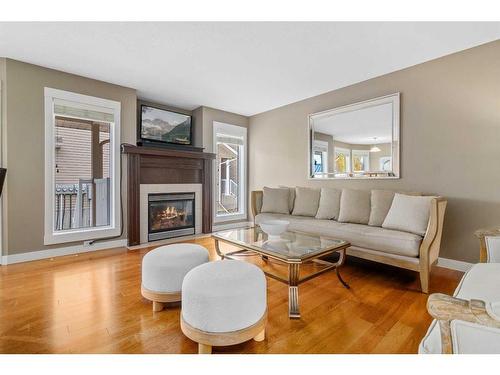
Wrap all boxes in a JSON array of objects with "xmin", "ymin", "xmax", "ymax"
[
  {"xmin": 314, "ymin": 103, "xmax": 393, "ymax": 144},
  {"xmin": 1, "ymin": 22, "xmax": 499, "ymax": 116}
]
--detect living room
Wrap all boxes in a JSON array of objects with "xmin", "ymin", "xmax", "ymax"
[{"xmin": 1, "ymin": 1, "xmax": 500, "ymax": 372}]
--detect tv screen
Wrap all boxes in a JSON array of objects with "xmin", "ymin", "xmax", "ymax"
[{"xmin": 140, "ymin": 105, "xmax": 192, "ymax": 146}]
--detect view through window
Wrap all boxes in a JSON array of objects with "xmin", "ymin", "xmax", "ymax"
[{"xmin": 54, "ymin": 116, "xmax": 111, "ymax": 231}]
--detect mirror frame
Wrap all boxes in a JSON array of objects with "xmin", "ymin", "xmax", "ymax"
[{"xmin": 308, "ymin": 92, "xmax": 400, "ymax": 180}]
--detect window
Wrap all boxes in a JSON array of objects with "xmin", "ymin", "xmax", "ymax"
[
  {"xmin": 334, "ymin": 147, "xmax": 351, "ymax": 175},
  {"xmin": 312, "ymin": 140, "xmax": 328, "ymax": 175},
  {"xmin": 379, "ymin": 156, "xmax": 392, "ymax": 171},
  {"xmin": 213, "ymin": 122, "xmax": 247, "ymax": 222},
  {"xmin": 44, "ymin": 88, "xmax": 121, "ymax": 245},
  {"xmin": 352, "ymin": 150, "xmax": 370, "ymax": 173}
]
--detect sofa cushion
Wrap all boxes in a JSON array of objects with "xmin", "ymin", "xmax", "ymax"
[
  {"xmin": 382, "ymin": 194, "xmax": 435, "ymax": 236},
  {"xmin": 419, "ymin": 263, "xmax": 500, "ymax": 354},
  {"xmin": 255, "ymin": 213, "xmax": 422, "ymax": 257},
  {"xmin": 338, "ymin": 189, "xmax": 371, "ymax": 224},
  {"xmin": 315, "ymin": 188, "xmax": 341, "ymax": 220},
  {"xmin": 368, "ymin": 190, "xmax": 395, "ymax": 227},
  {"xmin": 292, "ymin": 187, "xmax": 321, "ymax": 217},
  {"xmin": 261, "ymin": 187, "xmax": 289, "ymax": 214}
]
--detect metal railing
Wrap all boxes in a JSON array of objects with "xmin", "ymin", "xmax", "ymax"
[
  {"xmin": 220, "ymin": 178, "xmax": 238, "ymax": 197},
  {"xmin": 54, "ymin": 182, "xmax": 93, "ymax": 230}
]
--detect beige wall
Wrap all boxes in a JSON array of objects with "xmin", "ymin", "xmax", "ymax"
[
  {"xmin": 3, "ymin": 59, "xmax": 137, "ymax": 255},
  {"xmin": 197, "ymin": 106, "xmax": 249, "ymax": 152},
  {"xmin": 249, "ymin": 40, "xmax": 500, "ymax": 263}
]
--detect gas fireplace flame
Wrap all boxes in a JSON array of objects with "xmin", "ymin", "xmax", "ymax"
[{"xmin": 161, "ymin": 206, "xmax": 183, "ymax": 220}]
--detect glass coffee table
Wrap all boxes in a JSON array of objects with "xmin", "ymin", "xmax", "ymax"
[{"xmin": 212, "ymin": 227, "xmax": 351, "ymax": 319}]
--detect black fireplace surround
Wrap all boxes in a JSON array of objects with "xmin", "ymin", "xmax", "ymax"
[{"xmin": 148, "ymin": 192, "xmax": 195, "ymax": 241}]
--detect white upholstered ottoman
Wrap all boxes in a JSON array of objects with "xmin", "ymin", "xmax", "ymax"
[
  {"xmin": 180, "ymin": 260, "xmax": 267, "ymax": 354},
  {"xmin": 141, "ymin": 243, "xmax": 209, "ymax": 312}
]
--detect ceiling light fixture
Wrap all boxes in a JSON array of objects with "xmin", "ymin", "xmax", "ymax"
[{"xmin": 370, "ymin": 137, "xmax": 381, "ymax": 153}]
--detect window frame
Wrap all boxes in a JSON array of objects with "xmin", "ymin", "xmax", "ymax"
[
  {"xmin": 334, "ymin": 146, "xmax": 351, "ymax": 176},
  {"xmin": 351, "ymin": 149, "xmax": 370, "ymax": 173},
  {"xmin": 312, "ymin": 140, "xmax": 328, "ymax": 175},
  {"xmin": 44, "ymin": 88, "xmax": 121, "ymax": 245},
  {"xmin": 212, "ymin": 121, "xmax": 247, "ymax": 223}
]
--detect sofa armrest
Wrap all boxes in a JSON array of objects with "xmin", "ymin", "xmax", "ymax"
[
  {"xmin": 475, "ymin": 227, "xmax": 500, "ymax": 263},
  {"xmin": 419, "ymin": 197, "xmax": 447, "ymax": 266},
  {"xmin": 251, "ymin": 190, "xmax": 263, "ymax": 220},
  {"xmin": 427, "ymin": 293, "xmax": 500, "ymax": 353}
]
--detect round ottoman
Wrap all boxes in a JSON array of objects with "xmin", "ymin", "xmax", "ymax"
[
  {"xmin": 141, "ymin": 243, "xmax": 209, "ymax": 312},
  {"xmin": 180, "ymin": 260, "xmax": 267, "ymax": 354}
]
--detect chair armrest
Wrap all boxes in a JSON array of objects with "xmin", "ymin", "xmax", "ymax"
[
  {"xmin": 427, "ymin": 293, "xmax": 500, "ymax": 353},
  {"xmin": 419, "ymin": 197, "xmax": 447, "ymax": 266},
  {"xmin": 251, "ymin": 190, "xmax": 263, "ymax": 219},
  {"xmin": 475, "ymin": 227, "xmax": 500, "ymax": 263}
]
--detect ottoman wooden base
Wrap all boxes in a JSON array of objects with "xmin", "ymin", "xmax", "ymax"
[
  {"xmin": 141, "ymin": 285, "xmax": 181, "ymax": 312},
  {"xmin": 180, "ymin": 311, "xmax": 267, "ymax": 354}
]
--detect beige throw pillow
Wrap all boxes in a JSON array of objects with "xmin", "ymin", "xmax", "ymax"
[
  {"xmin": 315, "ymin": 188, "xmax": 341, "ymax": 220},
  {"xmin": 337, "ymin": 189, "xmax": 371, "ymax": 224},
  {"xmin": 279, "ymin": 185, "xmax": 296, "ymax": 213},
  {"xmin": 261, "ymin": 187, "xmax": 290, "ymax": 214},
  {"xmin": 291, "ymin": 187, "xmax": 321, "ymax": 217},
  {"xmin": 382, "ymin": 193, "xmax": 436, "ymax": 236},
  {"xmin": 368, "ymin": 190, "xmax": 396, "ymax": 227}
]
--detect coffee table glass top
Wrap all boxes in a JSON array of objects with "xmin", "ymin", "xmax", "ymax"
[{"xmin": 212, "ymin": 227, "xmax": 349, "ymax": 261}]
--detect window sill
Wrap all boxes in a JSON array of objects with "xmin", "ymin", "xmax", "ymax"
[
  {"xmin": 44, "ymin": 226, "xmax": 121, "ymax": 245},
  {"xmin": 214, "ymin": 213, "xmax": 247, "ymax": 223}
]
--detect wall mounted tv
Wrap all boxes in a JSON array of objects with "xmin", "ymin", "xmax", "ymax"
[{"xmin": 139, "ymin": 104, "xmax": 192, "ymax": 146}]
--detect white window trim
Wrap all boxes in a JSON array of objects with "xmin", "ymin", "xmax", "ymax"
[
  {"xmin": 44, "ymin": 87, "xmax": 121, "ymax": 245},
  {"xmin": 213, "ymin": 121, "xmax": 247, "ymax": 223}
]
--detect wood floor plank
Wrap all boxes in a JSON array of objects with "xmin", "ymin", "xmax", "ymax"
[{"xmin": 0, "ymin": 237, "xmax": 463, "ymax": 354}]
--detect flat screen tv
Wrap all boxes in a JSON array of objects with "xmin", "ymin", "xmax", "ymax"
[{"xmin": 139, "ymin": 104, "xmax": 192, "ymax": 146}]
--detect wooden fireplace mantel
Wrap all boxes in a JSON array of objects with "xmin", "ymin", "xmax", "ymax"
[{"xmin": 122, "ymin": 145, "xmax": 216, "ymax": 246}]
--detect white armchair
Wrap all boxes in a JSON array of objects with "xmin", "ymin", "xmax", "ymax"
[{"xmin": 419, "ymin": 228, "xmax": 500, "ymax": 354}]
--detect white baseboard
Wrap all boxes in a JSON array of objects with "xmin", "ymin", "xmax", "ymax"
[
  {"xmin": 212, "ymin": 221, "xmax": 253, "ymax": 232},
  {"xmin": 437, "ymin": 257, "xmax": 474, "ymax": 272},
  {"xmin": 1, "ymin": 238, "xmax": 128, "ymax": 265}
]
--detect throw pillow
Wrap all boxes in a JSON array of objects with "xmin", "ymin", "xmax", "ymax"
[
  {"xmin": 291, "ymin": 187, "xmax": 321, "ymax": 217},
  {"xmin": 368, "ymin": 190, "xmax": 396, "ymax": 226},
  {"xmin": 337, "ymin": 189, "xmax": 371, "ymax": 224},
  {"xmin": 382, "ymin": 193, "xmax": 436, "ymax": 236},
  {"xmin": 315, "ymin": 188, "xmax": 341, "ymax": 220},
  {"xmin": 279, "ymin": 185, "xmax": 296, "ymax": 213},
  {"xmin": 261, "ymin": 187, "xmax": 290, "ymax": 214}
]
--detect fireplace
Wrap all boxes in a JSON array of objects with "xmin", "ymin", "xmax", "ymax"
[{"xmin": 148, "ymin": 192, "xmax": 195, "ymax": 241}]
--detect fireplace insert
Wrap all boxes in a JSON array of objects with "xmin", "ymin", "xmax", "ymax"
[{"xmin": 148, "ymin": 192, "xmax": 195, "ymax": 241}]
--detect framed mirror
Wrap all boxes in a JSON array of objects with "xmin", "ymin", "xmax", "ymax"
[{"xmin": 308, "ymin": 93, "xmax": 400, "ymax": 179}]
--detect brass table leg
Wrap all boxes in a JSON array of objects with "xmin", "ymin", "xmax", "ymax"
[
  {"xmin": 288, "ymin": 263, "xmax": 300, "ymax": 319},
  {"xmin": 336, "ymin": 249, "xmax": 350, "ymax": 289},
  {"xmin": 214, "ymin": 239, "xmax": 224, "ymax": 260}
]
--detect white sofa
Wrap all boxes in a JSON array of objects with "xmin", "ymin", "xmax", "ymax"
[
  {"xmin": 251, "ymin": 188, "xmax": 447, "ymax": 293},
  {"xmin": 419, "ymin": 228, "xmax": 500, "ymax": 354}
]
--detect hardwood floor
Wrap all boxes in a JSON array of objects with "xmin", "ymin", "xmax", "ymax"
[{"xmin": 0, "ymin": 237, "xmax": 462, "ymax": 354}]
